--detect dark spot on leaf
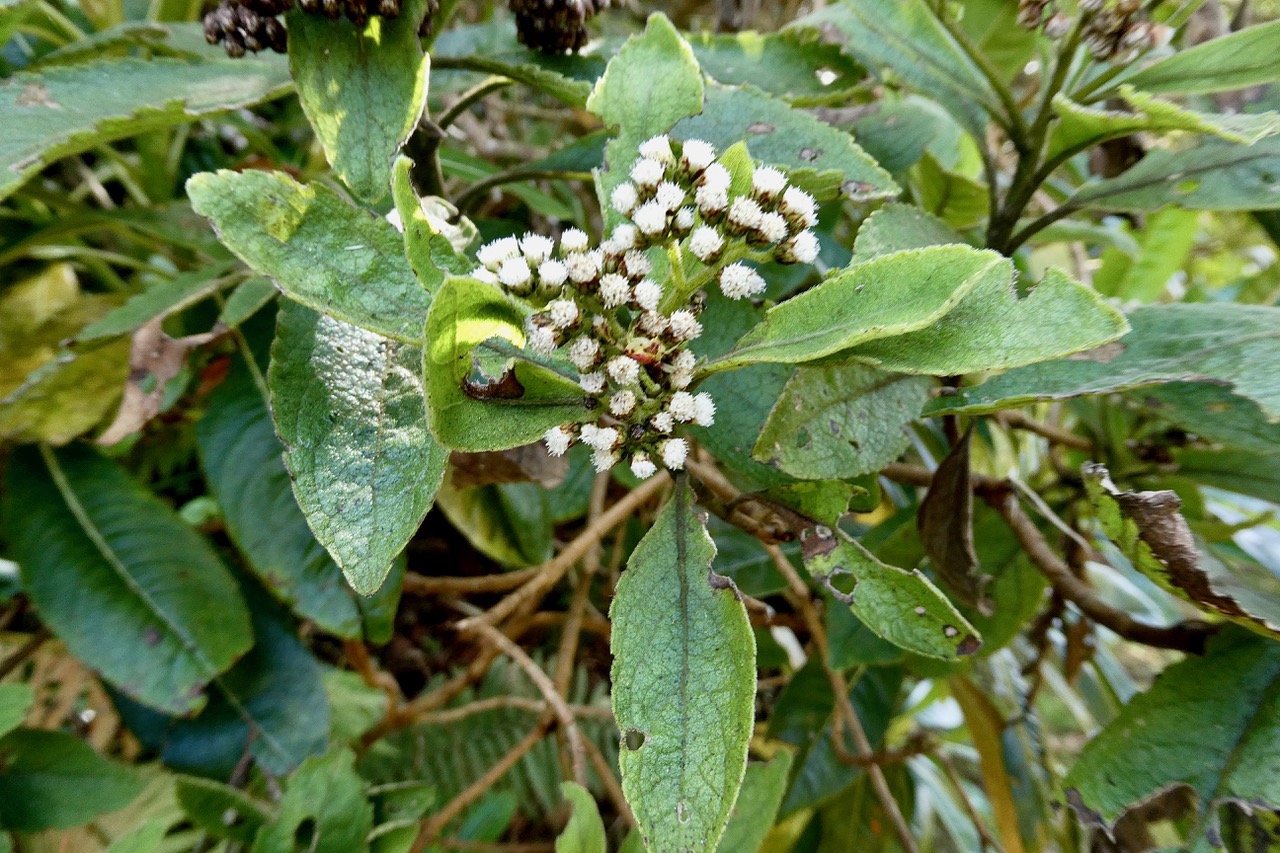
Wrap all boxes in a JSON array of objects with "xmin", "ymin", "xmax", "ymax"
[
  {"xmin": 800, "ymin": 147, "xmax": 821, "ymax": 162},
  {"xmin": 624, "ymin": 729, "xmax": 646, "ymax": 750},
  {"xmin": 957, "ymin": 635, "xmax": 982, "ymax": 655},
  {"xmin": 463, "ymin": 367, "xmax": 525, "ymax": 400},
  {"xmin": 800, "ymin": 524, "xmax": 838, "ymax": 561},
  {"xmin": 747, "ymin": 122, "xmax": 775, "ymax": 134},
  {"xmin": 144, "ymin": 627, "xmax": 161, "ymax": 646}
]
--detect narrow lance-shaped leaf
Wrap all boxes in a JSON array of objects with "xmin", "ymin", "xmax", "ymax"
[
  {"xmin": 556, "ymin": 782, "xmax": 606, "ymax": 853},
  {"xmin": 1122, "ymin": 19, "xmax": 1280, "ymax": 96},
  {"xmin": 610, "ymin": 481, "xmax": 756, "ymax": 852},
  {"xmin": 2, "ymin": 444, "xmax": 253, "ymax": 715},
  {"xmin": 187, "ymin": 169, "xmax": 428, "ymax": 343},
  {"xmin": 716, "ymin": 752, "xmax": 794, "ymax": 853},
  {"xmin": 801, "ymin": 527, "xmax": 981, "ymax": 659},
  {"xmin": 271, "ymin": 301, "xmax": 446, "ymax": 595},
  {"xmin": 0, "ymin": 54, "xmax": 291, "ymax": 202},
  {"xmin": 288, "ymin": 0, "xmax": 430, "ymax": 202}
]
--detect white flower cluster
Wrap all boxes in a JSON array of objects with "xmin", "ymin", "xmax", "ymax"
[{"xmin": 471, "ymin": 137, "xmax": 821, "ymax": 479}]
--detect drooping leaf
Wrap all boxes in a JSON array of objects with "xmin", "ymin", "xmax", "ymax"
[
  {"xmin": 1123, "ymin": 20, "xmax": 1280, "ymax": 96},
  {"xmin": 672, "ymin": 83, "xmax": 897, "ymax": 202},
  {"xmin": 802, "ymin": 529, "xmax": 981, "ymax": 659},
  {"xmin": 422, "ymin": 275, "xmax": 588, "ymax": 452},
  {"xmin": 928, "ymin": 304, "xmax": 1280, "ymax": 421},
  {"xmin": 1083, "ymin": 463, "xmax": 1280, "ymax": 640},
  {"xmin": 1068, "ymin": 137, "xmax": 1280, "ymax": 213},
  {"xmin": 434, "ymin": 479, "xmax": 554, "ymax": 568},
  {"xmin": 251, "ymin": 749, "xmax": 372, "ymax": 853},
  {"xmin": 794, "ymin": 0, "xmax": 1000, "ymax": 139},
  {"xmin": 1047, "ymin": 87, "xmax": 1280, "ymax": 165},
  {"xmin": 113, "ymin": 580, "xmax": 330, "ymax": 778},
  {"xmin": 1064, "ymin": 628, "xmax": 1280, "ymax": 841},
  {"xmin": 0, "ymin": 684, "xmax": 34, "ymax": 739},
  {"xmin": 0, "ymin": 55, "xmax": 291, "ymax": 202},
  {"xmin": 688, "ymin": 29, "xmax": 864, "ymax": 105},
  {"xmin": 390, "ymin": 155, "xmax": 472, "ymax": 291},
  {"xmin": 610, "ymin": 481, "xmax": 755, "ymax": 852},
  {"xmin": 288, "ymin": 0, "xmax": 429, "ymax": 202},
  {"xmin": 716, "ymin": 752, "xmax": 794, "ymax": 853},
  {"xmin": 434, "ymin": 26, "xmax": 603, "ymax": 107},
  {"xmin": 918, "ymin": 428, "xmax": 991, "ymax": 614},
  {"xmin": 270, "ymin": 301, "xmax": 445, "ymax": 595},
  {"xmin": 555, "ymin": 782, "xmax": 606, "ymax": 853},
  {"xmin": 198, "ymin": 334, "xmax": 362, "ymax": 637},
  {"xmin": 586, "ymin": 13, "xmax": 703, "ymax": 202},
  {"xmin": 0, "ymin": 729, "xmax": 145, "ymax": 831},
  {"xmin": 3, "ymin": 444, "xmax": 252, "ymax": 715},
  {"xmin": 753, "ymin": 362, "xmax": 931, "ymax": 479},
  {"xmin": 187, "ymin": 169, "xmax": 427, "ymax": 343},
  {"xmin": 706, "ymin": 245, "xmax": 1005, "ymax": 372},
  {"xmin": 177, "ymin": 776, "xmax": 273, "ymax": 844}
]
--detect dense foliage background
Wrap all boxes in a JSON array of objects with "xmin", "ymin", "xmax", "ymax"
[{"xmin": 2, "ymin": 0, "xmax": 1280, "ymax": 850}]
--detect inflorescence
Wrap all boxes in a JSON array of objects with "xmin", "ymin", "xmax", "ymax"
[
  {"xmin": 1018, "ymin": 0, "xmax": 1172, "ymax": 62},
  {"xmin": 510, "ymin": 0, "xmax": 608, "ymax": 54},
  {"xmin": 471, "ymin": 136, "xmax": 820, "ymax": 479},
  {"xmin": 203, "ymin": 0, "xmax": 437, "ymax": 57}
]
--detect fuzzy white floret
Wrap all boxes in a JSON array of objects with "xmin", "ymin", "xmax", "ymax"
[
  {"xmin": 661, "ymin": 438, "xmax": 689, "ymax": 470},
  {"xmin": 579, "ymin": 372, "xmax": 606, "ymax": 394},
  {"xmin": 591, "ymin": 448, "xmax": 618, "ymax": 473},
  {"xmin": 630, "ymin": 453, "xmax": 657, "ymax": 480},
  {"xmin": 611, "ymin": 182, "xmax": 639, "ymax": 215},
  {"xmin": 603, "ymin": 224, "xmax": 637, "ymax": 256},
  {"xmin": 498, "ymin": 256, "xmax": 532, "ymax": 289},
  {"xmin": 520, "ymin": 233, "xmax": 555, "ymax": 265},
  {"xmin": 538, "ymin": 258, "xmax": 568, "ymax": 289},
  {"xmin": 787, "ymin": 230, "xmax": 820, "ymax": 264},
  {"xmin": 701, "ymin": 162, "xmax": 731, "ymax": 192},
  {"xmin": 547, "ymin": 299, "xmax": 579, "ymax": 329},
  {"xmin": 527, "ymin": 325, "xmax": 556, "ymax": 355},
  {"xmin": 638, "ymin": 311, "xmax": 667, "ymax": 335},
  {"xmin": 651, "ymin": 411, "xmax": 674, "ymax": 433},
  {"xmin": 606, "ymin": 355, "xmax": 641, "ymax": 386},
  {"xmin": 599, "ymin": 273, "xmax": 631, "ymax": 309},
  {"xmin": 630, "ymin": 157, "xmax": 666, "ymax": 188},
  {"xmin": 478, "ymin": 236, "xmax": 520, "ymax": 270},
  {"xmin": 655, "ymin": 181, "xmax": 686, "ymax": 212},
  {"xmin": 688, "ymin": 226, "xmax": 724, "ymax": 262},
  {"xmin": 693, "ymin": 392, "xmax": 716, "ymax": 427},
  {"xmin": 565, "ymin": 250, "xmax": 601, "ymax": 284},
  {"xmin": 544, "ymin": 426, "xmax": 572, "ymax": 457},
  {"xmin": 782, "ymin": 186, "xmax": 818, "ymax": 227},
  {"xmin": 667, "ymin": 310, "xmax": 702, "ymax": 341},
  {"xmin": 622, "ymin": 250, "xmax": 652, "ymax": 278},
  {"xmin": 471, "ymin": 267, "xmax": 499, "ymax": 285},
  {"xmin": 695, "ymin": 185, "xmax": 729, "ymax": 215},
  {"xmin": 560, "ymin": 228, "xmax": 590, "ymax": 253},
  {"xmin": 639, "ymin": 135, "xmax": 674, "ymax": 163},
  {"xmin": 668, "ymin": 391, "xmax": 698, "ymax": 422},
  {"xmin": 633, "ymin": 279, "xmax": 662, "ymax": 312},
  {"xmin": 758, "ymin": 211, "xmax": 790, "ymax": 243},
  {"xmin": 632, "ymin": 201, "xmax": 668, "ymax": 236},
  {"xmin": 752, "ymin": 166, "xmax": 788, "ymax": 199},
  {"xmin": 669, "ymin": 369, "xmax": 693, "ymax": 390},
  {"xmin": 671, "ymin": 349, "xmax": 697, "ymax": 373},
  {"xmin": 674, "ymin": 206, "xmax": 696, "ymax": 232},
  {"xmin": 609, "ymin": 389, "xmax": 637, "ymax": 417},
  {"xmin": 719, "ymin": 262, "xmax": 767, "ymax": 300},
  {"xmin": 728, "ymin": 197, "xmax": 764, "ymax": 231},
  {"xmin": 681, "ymin": 139, "xmax": 717, "ymax": 173},
  {"xmin": 567, "ymin": 336, "xmax": 600, "ymax": 371}
]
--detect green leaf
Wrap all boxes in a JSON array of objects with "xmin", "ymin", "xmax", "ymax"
[
  {"xmin": 198, "ymin": 336, "xmax": 362, "ymax": 637},
  {"xmin": 288, "ymin": 0, "xmax": 429, "ymax": 202},
  {"xmin": 707, "ymin": 245, "xmax": 1004, "ymax": 372},
  {"xmin": 1138, "ymin": 382, "xmax": 1280, "ymax": 456},
  {"xmin": 610, "ymin": 482, "xmax": 755, "ymax": 852},
  {"xmin": 672, "ymin": 83, "xmax": 897, "ymax": 202},
  {"xmin": 556, "ymin": 782, "xmax": 606, "ymax": 853},
  {"xmin": 716, "ymin": 752, "xmax": 793, "ymax": 853},
  {"xmin": 803, "ymin": 531, "xmax": 981, "ymax": 659},
  {"xmin": 586, "ymin": 13, "xmax": 704, "ymax": 203},
  {"xmin": 1092, "ymin": 207, "xmax": 1199, "ymax": 301},
  {"xmin": 754, "ymin": 363, "xmax": 931, "ymax": 479},
  {"xmin": 0, "ymin": 685, "xmax": 34, "ymax": 740},
  {"xmin": 1068, "ymin": 137, "xmax": 1280, "ymax": 213},
  {"xmin": 105, "ymin": 819, "xmax": 169, "ymax": 853},
  {"xmin": 435, "ymin": 479, "xmax": 553, "ymax": 567},
  {"xmin": 1064, "ymin": 628, "xmax": 1280, "ymax": 841},
  {"xmin": 954, "ymin": 0, "xmax": 1037, "ymax": 82},
  {"xmin": 391, "ymin": 155, "xmax": 472, "ymax": 291},
  {"xmin": 1048, "ymin": 87, "xmax": 1280, "ymax": 165},
  {"xmin": 440, "ymin": 51, "xmax": 601, "ymax": 107},
  {"xmin": 852, "ymin": 202, "xmax": 967, "ymax": 259},
  {"xmin": 911, "ymin": 152, "xmax": 988, "ymax": 229},
  {"xmin": 1123, "ymin": 20, "xmax": 1280, "ymax": 96},
  {"xmin": 842, "ymin": 267, "xmax": 1129, "ymax": 375},
  {"xmin": 423, "ymin": 275, "xmax": 588, "ymax": 452},
  {"xmin": 75, "ymin": 263, "xmax": 239, "ymax": 343},
  {"xmin": 252, "ymin": 749, "xmax": 372, "ymax": 853},
  {"xmin": 219, "ymin": 278, "xmax": 278, "ymax": 328},
  {"xmin": 177, "ymin": 776, "xmax": 272, "ymax": 844},
  {"xmin": 270, "ymin": 302, "xmax": 445, "ymax": 595},
  {"xmin": 187, "ymin": 169, "xmax": 427, "ymax": 343},
  {"xmin": 0, "ymin": 729, "xmax": 145, "ymax": 831},
  {"xmin": 688, "ymin": 29, "xmax": 864, "ymax": 105},
  {"xmin": 795, "ymin": 0, "xmax": 1000, "ymax": 139},
  {"xmin": 928, "ymin": 303, "xmax": 1280, "ymax": 421},
  {"xmin": 2, "ymin": 444, "xmax": 252, "ymax": 715},
  {"xmin": 1083, "ymin": 463, "xmax": 1280, "ymax": 640},
  {"xmin": 0, "ymin": 55, "xmax": 290, "ymax": 202},
  {"xmin": 1172, "ymin": 449, "xmax": 1280, "ymax": 506}
]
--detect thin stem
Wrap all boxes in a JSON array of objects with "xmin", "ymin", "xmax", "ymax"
[{"xmin": 437, "ymin": 76, "xmax": 513, "ymax": 132}]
